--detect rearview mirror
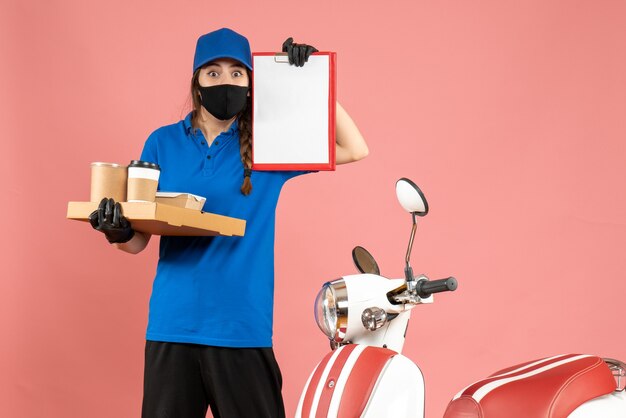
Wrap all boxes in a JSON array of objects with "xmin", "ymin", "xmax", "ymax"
[
  {"xmin": 395, "ymin": 178, "xmax": 429, "ymax": 216},
  {"xmin": 352, "ymin": 246, "xmax": 381, "ymax": 275}
]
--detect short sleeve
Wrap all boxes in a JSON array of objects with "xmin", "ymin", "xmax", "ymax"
[
  {"xmin": 282, "ymin": 170, "xmax": 317, "ymax": 181},
  {"xmin": 140, "ymin": 130, "xmax": 159, "ymax": 166}
]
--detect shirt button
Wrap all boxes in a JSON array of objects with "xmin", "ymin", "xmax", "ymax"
[
  {"xmin": 201, "ymin": 141, "xmax": 205, "ymax": 145},
  {"xmin": 207, "ymin": 155, "xmax": 211, "ymax": 159},
  {"xmin": 214, "ymin": 141, "xmax": 219, "ymax": 145}
]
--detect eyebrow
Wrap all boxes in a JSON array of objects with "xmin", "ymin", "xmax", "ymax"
[{"xmin": 204, "ymin": 61, "xmax": 246, "ymax": 70}]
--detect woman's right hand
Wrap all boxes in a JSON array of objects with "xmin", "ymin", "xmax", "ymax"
[{"xmin": 88, "ymin": 198, "xmax": 135, "ymax": 244}]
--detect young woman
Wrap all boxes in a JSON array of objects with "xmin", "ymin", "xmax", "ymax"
[{"xmin": 90, "ymin": 27, "xmax": 368, "ymax": 418}]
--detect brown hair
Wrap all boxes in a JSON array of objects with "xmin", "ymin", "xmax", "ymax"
[{"xmin": 190, "ymin": 68, "xmax": 253, "ymax": 195}]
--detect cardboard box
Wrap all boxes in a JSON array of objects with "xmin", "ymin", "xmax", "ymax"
[
  {"xmin": 155, "ymin": 192, "xmax": 206, "ymax": 211},
  {"xmin": 67, "ymin": 201, "xmax": 245, "ymax": 237}
]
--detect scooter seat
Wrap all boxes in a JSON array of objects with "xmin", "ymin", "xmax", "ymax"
[{"xmin": 443, "ymin": 354, "xmax": 615, "ymax": 418}]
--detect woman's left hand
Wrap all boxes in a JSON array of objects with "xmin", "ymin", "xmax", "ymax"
[{"xmin": 281, "ymin": 37, "xmax": 318, "ymax": 67}]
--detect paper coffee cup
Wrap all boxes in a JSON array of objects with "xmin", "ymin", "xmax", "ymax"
[
  {"xmin": 90, "ymin": 162, "xmax": 128, "ymax": 202},
  {"xmin": 127, "ymin": 160, "xmax": 160, "ymax": 202}
]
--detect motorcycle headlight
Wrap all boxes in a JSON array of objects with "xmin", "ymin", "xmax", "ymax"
[{"xmin": 314, "ymin": 280, "xmax": 348, "ymax": 342}]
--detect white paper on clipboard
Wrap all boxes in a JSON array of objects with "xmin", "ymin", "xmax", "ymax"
[{"xmin": 252, "ymin": 52, "xmax": 336, "ymax": 170}]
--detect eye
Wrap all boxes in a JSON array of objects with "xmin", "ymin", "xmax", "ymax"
[
  {"xmin": 233, "ymin": 71, "xmax": 244, "ymax": 77},
  {"xmin": 207, "ymin": 71, "xmax": 219, "ymax": 77}
]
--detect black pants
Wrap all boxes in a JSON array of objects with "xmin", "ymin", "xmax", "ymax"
[{"xmin": 141, "ymin": 341, "xmax": 285, "ymax": 418}]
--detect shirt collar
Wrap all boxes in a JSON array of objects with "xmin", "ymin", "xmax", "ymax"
[
  {"xmin": 183, "ymin": 112, "xmax": 194, "ymax": 135},
  {"xmin": 183, "ymin": 112, "xmax": 240, "ymax": 139}
]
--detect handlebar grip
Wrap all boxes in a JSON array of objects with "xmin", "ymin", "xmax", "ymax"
[{"xmin": 417, "ymin": 277, "xmax": 458, "ymax": 298}]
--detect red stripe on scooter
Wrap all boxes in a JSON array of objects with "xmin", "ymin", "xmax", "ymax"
[
  {"xmin": 315, "ymin": 344, "xmax": 358, "ymax": 418},
  {"xmin": 301, "ymin": 345, "xmax": 356, "ymax": 418},
  {"xmin": 301, "ymin": 349, "xmax": 337, "ymax": 418},
  {"xmin": 337, "ymin": 346, "xmax": 396, "ymax": 418},
  {"xmin": 460, "ymin": 353, "xmax": 578, "ymax": 397}
]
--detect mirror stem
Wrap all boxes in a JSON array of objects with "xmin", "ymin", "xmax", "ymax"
[{"xmin": 404, "ymin": 213, "xmax": 418, "ymax": 288}]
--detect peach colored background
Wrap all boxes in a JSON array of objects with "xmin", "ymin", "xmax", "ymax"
[{"xmin": 2, "ymin": 0, "xmax": 626, "ymax": 417}]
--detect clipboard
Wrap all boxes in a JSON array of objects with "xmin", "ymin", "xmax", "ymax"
[{"xmin": 251, "ymin": 52, "xmax": 336, "ymax": 171}]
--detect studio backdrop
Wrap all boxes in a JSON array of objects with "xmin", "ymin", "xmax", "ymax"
[{"xmin": 2, "ymin": 0, "xmax": 625, "ymax": 417}]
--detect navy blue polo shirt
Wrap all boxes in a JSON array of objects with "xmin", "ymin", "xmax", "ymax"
[{"xmin": 140, "ymin": 112, "xmax": 311, "ymax": 347}]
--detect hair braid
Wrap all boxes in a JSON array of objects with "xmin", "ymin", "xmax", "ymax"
[{"xmin": 238, "ymin": 98, "xmax": 253, "ymax": 195}]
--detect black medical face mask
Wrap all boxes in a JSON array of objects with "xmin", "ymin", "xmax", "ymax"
[{"xmin": 198, "ymin": 84, "xmax": 249, "ymax": 121}]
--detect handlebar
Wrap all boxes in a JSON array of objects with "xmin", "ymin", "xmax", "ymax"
[{"xmin": 416, "ymin": 277, "xmax": 458, "ymax": 298}]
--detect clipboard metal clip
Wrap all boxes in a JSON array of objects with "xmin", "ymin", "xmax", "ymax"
[{"xmin": 274, "ymin": 53, "xmax": 290, "ymax": 63}]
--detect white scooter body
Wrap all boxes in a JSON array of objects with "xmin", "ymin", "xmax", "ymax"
[
  {"xmin": 297, "ymin": 178, "xmax": 626, "ymax": 417},
  {"xmin": 328, "ymin": 274, "xmax": 431, "ymax": 353},
  {"xmin": 295, "ymin": 274, "xmax": 428, "ymax": 418},
  {"xmin": 569, "ymin": 391, "xmax": 626, "ymax": 417}
]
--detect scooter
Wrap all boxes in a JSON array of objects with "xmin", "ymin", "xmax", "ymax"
[{"xmin": 295, "ymin": 178, "xmax": 626, "ymax": 418}]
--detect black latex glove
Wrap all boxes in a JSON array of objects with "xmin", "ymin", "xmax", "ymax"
[
  {"xmin": 89, "ymin": 198, "xmax": 135, "ymax": 244},
  {"xmin": 282, "ymin": 37, "xmax": 318, "ymax": 67}
]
